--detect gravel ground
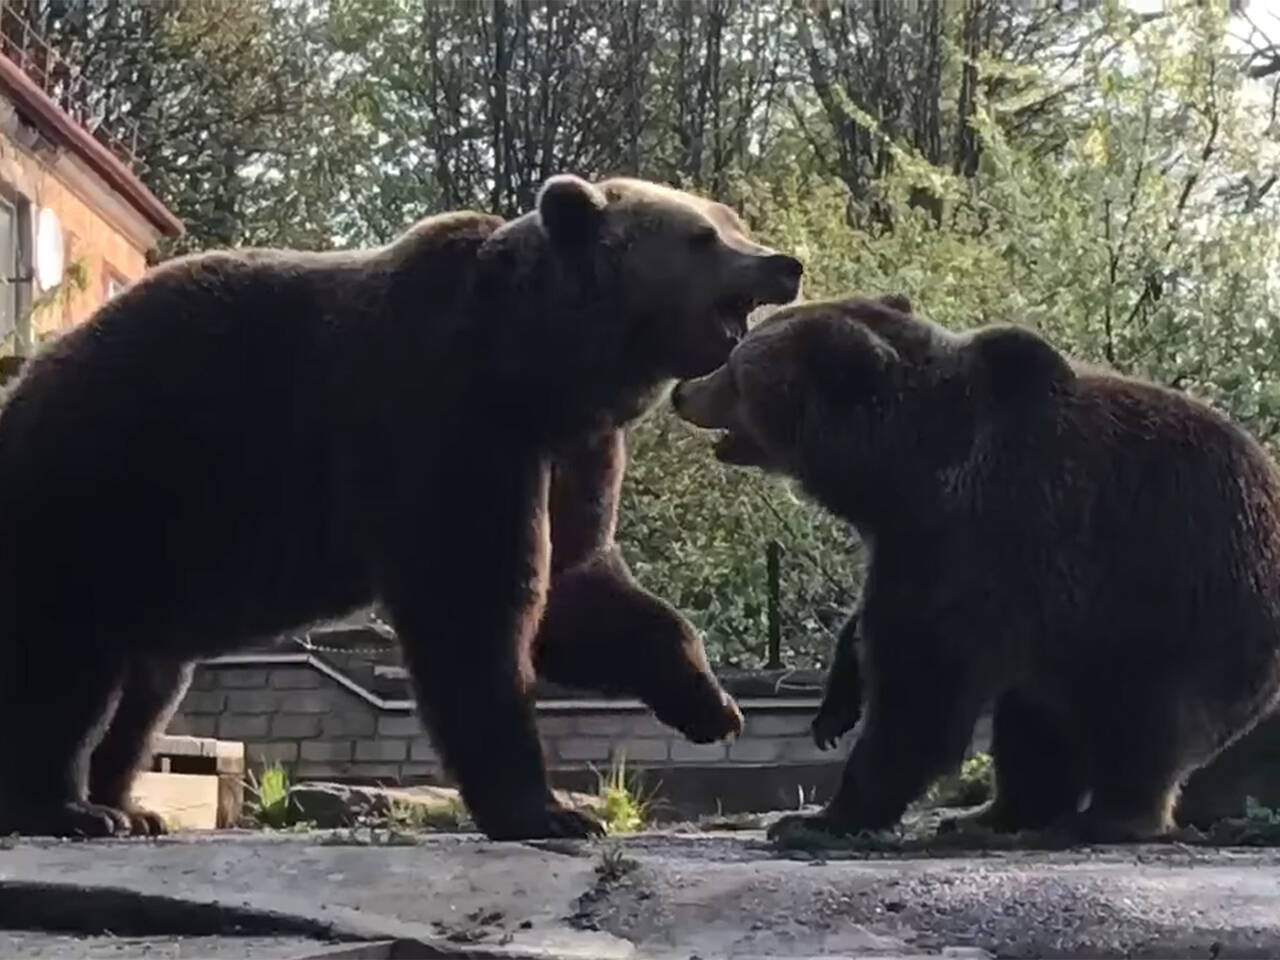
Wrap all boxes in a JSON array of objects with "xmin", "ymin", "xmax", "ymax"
[
  {"xmin": 5, "ymin": 829, "xmax": 1280, "ymax": 958},
  {"xmin": 577, "ymin": 834, "xmax": 1280, "ymax": 958},
  {"xmin": 0, "ymin": 933, "xmax": 349, "ymax": 959}
]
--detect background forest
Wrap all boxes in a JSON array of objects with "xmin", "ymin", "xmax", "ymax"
[{"xmin": 20, "ymin": 0, "xmax": 1280, "ymax": 668}]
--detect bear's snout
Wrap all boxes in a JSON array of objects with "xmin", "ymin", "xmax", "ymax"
[
  {"xmin": 760, "ymin": 253, "xmax": 803, "ymax": 305},
  {"xmin": 672, "ymin": 366, "xmax": 736, "ymax": 430}
]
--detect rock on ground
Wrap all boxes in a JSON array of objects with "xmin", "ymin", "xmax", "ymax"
[{"xmin": 284, "ymin": 782, "xmax": 603, "ymax": 831}]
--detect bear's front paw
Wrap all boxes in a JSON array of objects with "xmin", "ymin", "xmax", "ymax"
[
  {"xmin": 120, "ymin": 805, "xmax": 171, "ymax": 836},
  {"xmin": 479, "ymin": 801, "xmax": 606, "ymax": 842},
  {"xmin": 810, "ymin": 708, "xmax": 855, "ymax": 750}
]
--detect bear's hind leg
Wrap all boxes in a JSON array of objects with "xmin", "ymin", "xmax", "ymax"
[
  {"xmin": 951, "ymin": 690, "xmax": 1084, "ymax": 833},
  {"xmin": 0, "ymin": 641, "xmax": 133, "ymax": 836},
  {"xmin": 1071, "ymin": 696, "xmax": 1188, "ymax": 842},
  {"xmin": 89, "ymin": 657, "xmax": 195, "ymax": 836},
  {"xmin": 1071, "ymin": 768, "xmax": 1181, "ymax": 842}
]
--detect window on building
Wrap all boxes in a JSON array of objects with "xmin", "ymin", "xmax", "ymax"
[
  {"xmin": 0, "ymin": 195, "xmax": 16, "ymax": 342},
  {"xmin": 103, "ymin": 266, "xmax": 128, "ymax": 300}
]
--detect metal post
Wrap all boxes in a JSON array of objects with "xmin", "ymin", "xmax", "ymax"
[{"xmin": 766, "ymin": 540, "xmax": 782, "ymax": 670}]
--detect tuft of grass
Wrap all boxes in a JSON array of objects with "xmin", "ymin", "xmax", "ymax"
[
  {"xmin": 1173, "ymin": 796, "xmax": 1280, "ymax": 846},
  {"xmin": 244, "ymin": 763, "xmax": 298, "ymax": 829},
  {"xmin": 387, "ymin": 793, "xmax": 470, "ymax": 832},
  {"xmin": 923, "ymin": 753, "xmax": 993, "ymax": 809},
  {"xmin": 595, "ymin": 842, "xmax": 640, "ymax": 882},
  {"xmin": 768, "ymin": 817, "xmax": 1055, "ymax": 856},
  {"xmin": 593, "ymin": 752, "xmax": 657, "ymax": 834},
  {"xmin": 317, "ymin": 826, "xmax": 420, "ymax": 846}
]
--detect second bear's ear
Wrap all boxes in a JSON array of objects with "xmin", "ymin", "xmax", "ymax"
[
  {"xmin": 537, "ymin": 175, "xmax": 607, "ymax": 247},
  {"xmin": 969, "ymin": 324, "xmax": 1074, "ymax": 407},
  {"xmin": 877, "ymin": 292, "xmax": 912, "ymax": 314}
]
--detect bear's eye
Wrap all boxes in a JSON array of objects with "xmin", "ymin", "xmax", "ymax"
[{"xmin": 690, "ymin": 226, "xmax": 718, "ymax": 249}]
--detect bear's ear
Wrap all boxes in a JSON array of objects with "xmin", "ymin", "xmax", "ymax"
[
  {"xmin": 877, "ymin": 292, "xmax": 912, "ymax": 314},
  {"xmin": 537, "ymin": 175, "xmax": 607, "ymax": 247},
  {"xmin": 969, "ymin": 325, "xmax": 1074, "ymax": 407}
]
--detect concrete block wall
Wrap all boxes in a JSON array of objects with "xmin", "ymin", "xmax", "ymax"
[
  {"xmin": 171, "ymin": 660, "xmax": 447, "ymax": 783},
  {"xmin": 170, "ymin": 654, "xmax": 1280, "ymax": 824},
  {"xmin": 167, "ymin": 655, "xmax": 853, "ymax": 814}
]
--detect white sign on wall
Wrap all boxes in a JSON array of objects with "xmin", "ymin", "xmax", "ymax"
[{"xmin": 33, "ymin": 206, "xmax": 64, "ymax": 293}]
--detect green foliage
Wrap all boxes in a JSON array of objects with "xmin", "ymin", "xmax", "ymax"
[
  {"xmin": 244, "ymin": 763, "xmax": 296, "ymax": 829},
  {"xmin": 593, "ymin": 752, "xmax": 656, "ymax": 835},
  {"xmin": 316, "ymin": 826, "xmax": 420, "ymax": 847},
  {"xmin": 621, "ymin": 410, "xmax": 862, "ymax": 668},
  {"xmin": 31, "ymin": 0, "xmax": 1280, "ymax": 672},
  {"xmin": 923, "ymin": 753, "xmax": 995, "ymax": 810},
  {"xmin": 1176, "ymin": 797, "xmax": 1280, "ymax": 846},
  {"xmin": 595, "ymin": 842, "xmax": 640, "ymax": 883},
  {"xmin": 386, "ymin": 794, "xmax": 469, "ymax": 833}
]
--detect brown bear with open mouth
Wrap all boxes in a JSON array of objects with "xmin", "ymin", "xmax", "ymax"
[
  {"xmin": 674, "ymin": 293, "xmax": 1280, "ymax": 842},
  {"xmin": 0, "ymin": 175, "xmax": 801, "ymax": 841}
]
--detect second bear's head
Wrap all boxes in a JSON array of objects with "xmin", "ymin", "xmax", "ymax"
[
  {"xmin": 474, "ymin": 175, "xmax": 803, "ymax": 406},
  {"xmin": 672, "ymin": 294, "xmax": 1076, "ymax": 526}
]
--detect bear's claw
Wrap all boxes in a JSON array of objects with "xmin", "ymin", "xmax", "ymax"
[
  {"xmin": 0, "ymin": 800, "xmax": 136, "ymax": 838},
  {"xmin": 120, "ymin": 805, "xmax": 170, "ymax": 836}
]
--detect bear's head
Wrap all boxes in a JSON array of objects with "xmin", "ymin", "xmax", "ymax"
[
  {"xmin": 671, "ymin": 294, "xmax": 1075, "ymax": 527},
  {"xmin": 472, "ymin": 176, "xmax": 803, "ymax": 431}
]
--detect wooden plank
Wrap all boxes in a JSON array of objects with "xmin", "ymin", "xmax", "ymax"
[
  {"xmin": 129, "ymin": 771, "xmax": 219, "ymax": 831},
  {"xmin": 153, "ymin": 735, "xmax": 245, "ymax": 773}
]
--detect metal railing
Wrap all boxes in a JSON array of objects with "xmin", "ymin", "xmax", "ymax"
[{"xmin": 0, "ymin": 0, "xmax": 139, "ymax": 168}]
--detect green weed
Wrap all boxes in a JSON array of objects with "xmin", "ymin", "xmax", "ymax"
[
  {"xmin": 595, "ymin": 842, "xmax": 640, "ymax": 882},
  {"xmin": 593, "ymin": 752, "xmax": 657, "ymax": 834},
  {"xmin": 244, "ymin": 763, "xmax": 297, "ymax": 829},
  {"xmin": 386, "ymin": 793, "xmax": 469, "ymax": 832},
  {"xmin": 923, "ymin": 753, "xmax": 994, "ymax": 809},
  {"xmin": 317, "ymin": 827, "xmax": 420, "ymax": 846}
]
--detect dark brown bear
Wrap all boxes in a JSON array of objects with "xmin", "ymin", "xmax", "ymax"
[
  {"xmin": 0, "ymin": 175, "xmax": 802, "ymax": 840},
  {"xmin": 673, "ymin": 294, "xmax": 1280, "ymax": 842}
]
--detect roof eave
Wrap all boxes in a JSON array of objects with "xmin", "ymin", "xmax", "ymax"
[{"xmin": 0, "ymin": 54, "xmax": 183, "ymax": 239}]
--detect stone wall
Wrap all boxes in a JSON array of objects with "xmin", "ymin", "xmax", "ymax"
[
  {"xmin": 170, "ymin": 651, "xmax": 1280, "ymax": 823},
  {"xmin": 169, "ymin": 654, "xmax": 855, "ymax": 817}
]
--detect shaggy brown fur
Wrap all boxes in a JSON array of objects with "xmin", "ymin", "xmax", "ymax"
[
  {"xmin": 674, "ymin": 295, "xmax": 1280, "ymax": 842},
  {"xmin": 0, "ymin": 175, "xmax": 800, "ymax": 840}
]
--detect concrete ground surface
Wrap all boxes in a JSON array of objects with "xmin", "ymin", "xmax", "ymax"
[{"xmin": 2, "ymin": 830, "xmax": 1280, "ymax": 958}]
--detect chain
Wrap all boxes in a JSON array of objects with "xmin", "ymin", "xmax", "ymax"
[{"xmin": 290, "ymin": 632, "xmax": 398, "ymax": 658}]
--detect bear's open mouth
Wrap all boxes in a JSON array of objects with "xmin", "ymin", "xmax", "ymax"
[
  {"xmin": 713, "ymin": 429, "xmax": 768, "ymax": 467},
  {"xmin": 714, "ymin": 295, "xmax": 757, "ymax": 345}
]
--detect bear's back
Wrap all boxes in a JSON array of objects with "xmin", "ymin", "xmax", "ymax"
[{"xmin": 1005, "ymin": 368, "xmax": 1280, "ymax": 658}]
